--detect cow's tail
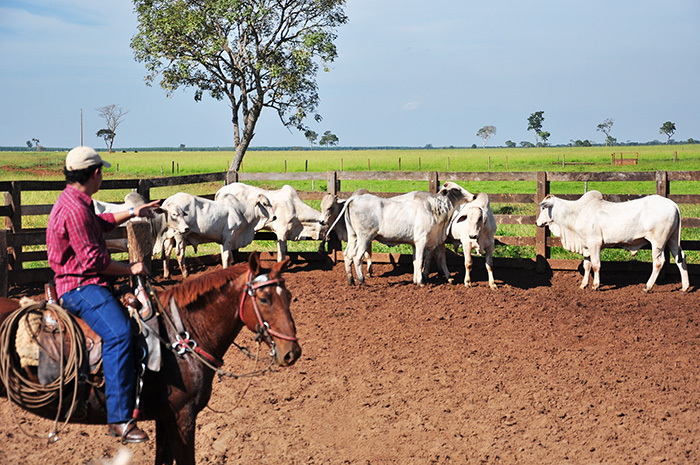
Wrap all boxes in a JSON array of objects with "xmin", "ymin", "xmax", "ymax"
[
  {"xmin": 321, "ymin": 196, "xmax": 355, "ymax": 248},
  {"xmin": 672, "ymin": 204, "xmax": 685, "ymax": 264}
]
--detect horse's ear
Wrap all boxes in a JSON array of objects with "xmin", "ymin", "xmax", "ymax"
[
  {"xmin": 276, "ymin": 258, "xmax": 291, "ymax": 273},
  {"xmin": 248, "ymin": 251, "xmax": 262, "ymax": 274}
]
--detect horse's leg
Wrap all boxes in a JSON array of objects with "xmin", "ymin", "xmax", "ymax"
[
  {"xmin": 485, "ymin": 245, "xmax": 497, "ymax": 290},
  {"xmin": 155, "ymin": 411, "xmax": 197, "ymax": 465},
  {"xmin": 463, "ymin": 241, "xmax": 473, "ymax": 288},
  {"xmin": 644, "ymin": 242, "xmax": 666, "ymax": 293},
  {"xmin": 155, "ymin": 419, "xmax": 175, "ymax": 465}
]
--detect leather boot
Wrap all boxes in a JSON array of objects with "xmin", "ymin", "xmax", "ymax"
[{"xmin": 107, "ymin": 421, "xmax": 149, "ymax": 443}]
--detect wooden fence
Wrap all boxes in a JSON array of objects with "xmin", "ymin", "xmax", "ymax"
[{"xmin": 1, "ymin": 170, "xmax": 698, "ymax": 296}]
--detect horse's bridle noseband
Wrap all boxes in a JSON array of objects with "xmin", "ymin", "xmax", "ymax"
[{"xmin": 239, "ymin": 271, "xmax": 298, "ymax": 351}]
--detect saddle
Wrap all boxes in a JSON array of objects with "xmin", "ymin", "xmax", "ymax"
[{"xmin": 35, "ymin": 283, "xmax": 162, "ymax": 389}]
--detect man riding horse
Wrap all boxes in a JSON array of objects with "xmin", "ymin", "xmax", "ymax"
[{"xmin": 46, "ymin": 146, "xmax": 160, "ymax": 443}]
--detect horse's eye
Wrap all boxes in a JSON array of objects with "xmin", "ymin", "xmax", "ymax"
[{"xmin": 258, "ymin": 296, "xmax": 270, "ymax": 305}]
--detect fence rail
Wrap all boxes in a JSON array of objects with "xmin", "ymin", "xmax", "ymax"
[{"xmin": 1, "ymin": 170, "xmax": 699, "ymax": 296}]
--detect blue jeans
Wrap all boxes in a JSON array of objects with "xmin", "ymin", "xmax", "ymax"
[{"xmin": 61, "ymin": 284, "xmax": 134, "ymax": 424}]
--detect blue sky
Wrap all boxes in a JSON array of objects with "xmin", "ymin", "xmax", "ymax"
[{"xmin": 1, "ymin": 0, "xmax": 698, "ymax": 149}]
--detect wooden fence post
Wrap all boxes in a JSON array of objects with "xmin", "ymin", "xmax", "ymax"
[
  {"xmin": 226, "ymin": 170, "xmax": 239, "ymax": 185},
  {"xmin": 7, "ymin": 182, "xmax": 22, "ymax": 271},
  {"xmin": 127, "ymin": 221, "xmax": 153, "ymax": 279},
  {"xmin": 327, "ymin": 171, "xmax": 340, "ymax": 195},
  {"xmin": 535, "ymin": 171, "xmax": 550, "ymax": 273},
  {"xmin": 655, "ymin": 170, "xmax": 669, "ymax": 197},
  {"xmin": 137, "ymin": 179, "xmax": 152, "ymax": 202},
  {"xmin": 0, "ymin": 230, "xmax": 7, "ymax": 297},
  {"xmin": 428, "ymin": 171, "xmax": 439, "ymax": 194}
]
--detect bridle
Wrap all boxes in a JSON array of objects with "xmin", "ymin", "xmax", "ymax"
[{"xmin": 239, "ymin": 270, "xmax": 298, "ymax": 358}]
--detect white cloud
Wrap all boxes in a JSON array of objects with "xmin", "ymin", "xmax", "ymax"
[{"xmin": 402, "ymin": 101, "xmax": 420, "ymax": 111}]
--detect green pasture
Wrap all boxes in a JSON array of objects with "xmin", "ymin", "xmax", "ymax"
[{"xmin": 2, "ymin": 144, "xmax": 699, "ymax": 267}]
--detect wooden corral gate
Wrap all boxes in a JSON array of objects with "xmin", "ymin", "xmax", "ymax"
[
  {"xmin": 0, "ymin": 169, "xmax": 699, "ymax": 296},
  {"xmin": 612, "ymin": 152, "xmax": 639, "ymax": 165}
]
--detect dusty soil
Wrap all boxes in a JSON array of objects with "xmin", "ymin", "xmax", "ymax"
[{"xmin": 1, "ymin": 257, "xmax": 699, "ymax": 464}]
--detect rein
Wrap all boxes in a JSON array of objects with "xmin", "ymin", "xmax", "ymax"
[{"xmin": 143, "ymin": 270, "xmax": 293, "ymax": 380}]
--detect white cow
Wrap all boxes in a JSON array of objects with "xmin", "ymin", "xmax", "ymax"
[
  {"xmin": 215, "ymin": 183, "xmax": 322, "ymax": 262},
  {"xmin": 330, "ymin": 182, "xmax": 473, "ymax": 286},
  {"xmin": 94, "ymin": 192, "xmax": 148, "ymax": 252},
  {"xmin": 153, "ymin": 192, "xmax": 273, "ymax": 277},
  {"xmin": 93, "ymin": 191, "xmax": 147, "ymax": 215},
  {"xmin": 319, "ymin": 190, "xmax": 373, "ymax": 276},
  {"xmin": 536, "ymin": 190, "xmax": 690, "ymax": 292},
  {"xmin": 447, "ymin": 192, "xmax": 497, "ymax": 289}
]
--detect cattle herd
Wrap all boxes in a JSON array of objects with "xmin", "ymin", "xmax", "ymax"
[{"xmin": 103, "ymin": 182, "xmax": 691, "ymax": 292}]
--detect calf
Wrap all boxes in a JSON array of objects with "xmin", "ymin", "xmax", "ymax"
[{"xmin": 447, "ymin": 192, "xmax": 497, "ymax": 289}]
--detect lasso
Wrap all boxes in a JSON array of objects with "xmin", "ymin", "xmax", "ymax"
[{"xmin": 0, "ymin": 302, "xmax": 85, "ymax": 443}]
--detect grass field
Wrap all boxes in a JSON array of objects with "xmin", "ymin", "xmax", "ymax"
[{"xmin": 2, "ymin": 144, "xmax": 699, "ymax": 265}]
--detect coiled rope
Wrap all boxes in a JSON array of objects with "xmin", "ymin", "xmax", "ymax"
[{"xmin": 0, "ymin": 302, "xmax": 85, "ymax": 442}]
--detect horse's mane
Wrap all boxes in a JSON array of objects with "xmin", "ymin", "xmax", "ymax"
[{"xmin": 158, "ymin": 262, "xmax": 249, "ymax": 308}]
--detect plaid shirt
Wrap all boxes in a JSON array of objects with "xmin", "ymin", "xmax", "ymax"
[{"xmin": 46, "ymin": 185, "xmax": 118, "ymax": 297}]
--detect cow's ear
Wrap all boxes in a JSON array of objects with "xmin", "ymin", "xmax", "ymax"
[{"xmin": 153, "ymin": 207, "xmax": 165, "ymax": 215}]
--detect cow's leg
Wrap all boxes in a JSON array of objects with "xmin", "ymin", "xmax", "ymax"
[
  {"xmin": 463, "ymin": 241, "xmax": 474, "ymax": 287},
  {"xmin": 667, "ymin": 232, "xmax": 690, "ymax": 292},
  {"xmin": 276, "ymin": 236, "xmax": 287, "ymax": 262},
  {"xmin": 581, "ymin": 255, "xmax": 592, "ymax": 289},
  {"xmin": 344, "ymin": 236, "xmax": 357, "ymax": 285},
  {"xmin": 353, "ymin": 238, "xmax": 372, "ymax": 285},
  {"xmin": 162, "ymin": 237, "xmax": 174, "ymax": 279},
  {"xmin": 175, "ymin": 236, "xmax": 188, "ymax": 278},
  {"xmin": 413, "ymin": 241, "xmax": 427, "ymax": 285},
  {"xmin": 644, "ymin": 243, "xmax": 666, "ymax": 292},
  {"xmin": 220, "ymin": 240, "xmax": 232, "ymax": 269},
  {"xmin": 435, "ymin": 244, "xmax": 453, "ymax": 284},
  {"xmin": 485, "ymin": 246, "xmax": 497, "ymax": 290},
  {"xmin": 365, "ymin": 251, "xmax": 373, "ymax": 277},
  {"xmin": 590, "ymin": 249, "xmax": 603, "ymax": 290}
]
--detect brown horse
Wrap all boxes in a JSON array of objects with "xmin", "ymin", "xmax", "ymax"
[{"xmin": 1, "ymin": 252, "xmax": 301, "ymax": 465}]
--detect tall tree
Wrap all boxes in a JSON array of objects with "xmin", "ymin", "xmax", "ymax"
[
  {"xmin": 305, "ymin": 130, "xmax": 318, "ymax": 149},
  {"xmin": 660, "ymin": 121, "xmax": 676, "ymax": 144},
  {"xmin": 319, "ymin": 130, "xmax": 339, "ymax": 147},
  {"xmin": 527, "ymin": 111, "xmax": 545, "ymax": 147},
  {"xmin": 596, "ymin": 118, "xmax": 614, "ymax": 146},
  {"xmin": 131, "ymin": 0, "xmax": 347, "ymax": 172},
  {"xmin": 476, "ymin": 125, "xmax": 497, "ymax": 148},
  {"xmin": 96, "ymin": 104, "xmax": 128, "ymax": 152}
]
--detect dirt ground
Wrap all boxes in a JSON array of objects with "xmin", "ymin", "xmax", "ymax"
[{"xmin": 1, "ymin": 257, "xmax": 698, "ymax": 464}]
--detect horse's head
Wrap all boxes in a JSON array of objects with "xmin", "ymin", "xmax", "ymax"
[{"xmin": 239, "ymin": 252, "xmax": 301, "ymax": 367}]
